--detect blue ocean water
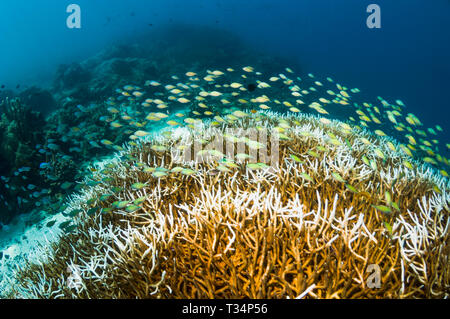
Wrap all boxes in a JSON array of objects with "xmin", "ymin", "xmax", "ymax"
[{"xmin": 0, "ymin": 0, "xmax": 449, "ymax": 136}]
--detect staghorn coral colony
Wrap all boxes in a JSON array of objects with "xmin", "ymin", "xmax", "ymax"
[
  {"xmin": 0, "ymin": 27, "xmax": 449, "ymax": 298},
  {"xmin": 10, "ymin": 111, "xmax": 449, "ymax": 298}
]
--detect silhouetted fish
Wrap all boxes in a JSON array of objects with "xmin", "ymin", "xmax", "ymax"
[{"xmin": 247, "ymin": 83, "xmax": 257, "ymax": 92}]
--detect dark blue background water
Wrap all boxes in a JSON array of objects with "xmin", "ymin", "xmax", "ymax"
[{"xmin": 0, "ymin": 0, "xmax": 449, "ymax": 140}]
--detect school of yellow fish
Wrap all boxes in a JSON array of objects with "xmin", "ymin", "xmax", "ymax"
[{"xmin": 91, "ymin": 66, "xmax": 448, "ymax": 178}]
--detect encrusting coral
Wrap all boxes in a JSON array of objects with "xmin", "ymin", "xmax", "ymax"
[{"xmin": 10, "ymin": 111, "xmax": 449, "ymax": 299}]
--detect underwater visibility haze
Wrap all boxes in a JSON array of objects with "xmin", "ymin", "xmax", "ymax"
[{"xmin": 0, "ymin": 0, "xmax": 449, "ymax": 299}]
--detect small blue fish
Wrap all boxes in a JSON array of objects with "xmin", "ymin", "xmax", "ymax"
[
  {"xmin": 89, "ymin": 141, "xmax": 102, "ymax": 148},
  {"xmin": 69, "ymin": 147, "xmax": 82, "ymax": 153},
  {"xmin": 47, "ymin": 143, "xmax": 59, "ymax": 151},
  {"xmin": 40, "ymin": 163, "xmax": 51, "ymax": 169}
]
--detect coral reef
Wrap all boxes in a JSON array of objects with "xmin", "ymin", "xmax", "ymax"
[
  {"xmin": 0, "ymin": 98, "xmax": 45, "ymax": 144},
  {"xmin": 0, "ymin": 99, "xmax": 46, "ymax": 222},
  {"xmin": 0, "ymin": 24, "xmax": 299, "ymax": 226},
  {"xmin": 10, "ymin": 112, "xmax": 449, "ymax": 298},
  {"xmin": 51, "ymin": 25, "xmax": 294, "ymax": 108},
  {"xmin": 18, "ymin": 87, "xmax": 57, "ymax": 116},
  {"xmin": 1, "ymin": 25, "xmax": 448, "ymax": 299}
]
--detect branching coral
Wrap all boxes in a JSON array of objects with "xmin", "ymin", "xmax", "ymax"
[
  {"xmin": 0, "ymin": 98, "xmax": 45, "ymax": 142},
  {"xmin": 0, "ymin": 98, "xmax": 47, "ymax": 218},
  {"xmin": 10, "ymin": 111, "xmax": 449, "ymax": 299}
]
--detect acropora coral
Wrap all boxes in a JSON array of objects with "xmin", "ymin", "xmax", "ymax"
[{"xmin": 9, "ymin": 112, "xmax": 449, "ymax": 298}]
